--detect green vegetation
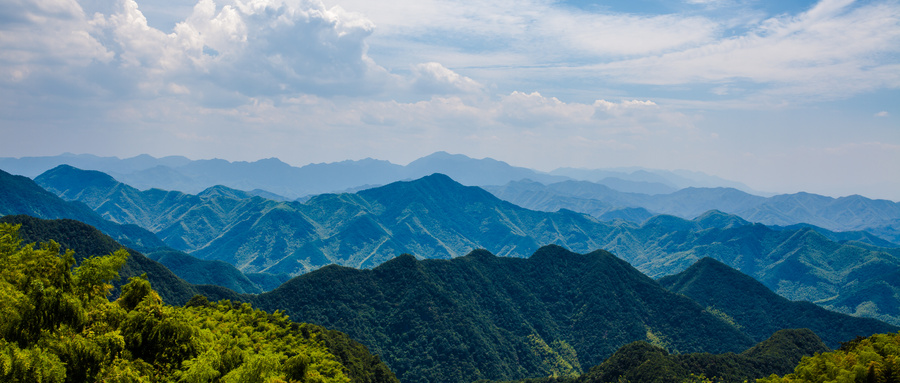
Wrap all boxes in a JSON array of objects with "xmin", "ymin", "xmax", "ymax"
[
  {"xmin": 760, "ymin": 332, "xmax": 900, "ymax": 383},
  {"xmin": 659, "ymin": 257, "xmax": 898, "ymax": 348},
  {"xmin": 0, "ymin": 222, "xmax": 398, "ymax": 383},
  {"xmin": 483, "ymin": 329, "xmax": 830, "ymax": 383},
  {"xmin": 253, "ymin": 246, "xmax": 756, "ymax": 383}
]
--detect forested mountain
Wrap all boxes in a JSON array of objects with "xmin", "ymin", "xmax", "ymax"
[
  {"xmin": 250, "ymin": 246, "xmax": 758, "ymax": 383},
  {"xmin": 31, "ymin": 166, "xmax": 900, "ymax": 325},
  {"xmin": 0, "ymin": 222, "xmax": 398, "ymax": 383},
  {"xmin": 659, "ymin": 258, "xmax": 898, "ymax": 348},
  {"xmin": 760, "ymin": 331, "xmax": 900, "ymax": 383},
  {"xmin": 490, "ymin": 329, "xmax": 831, "ymax": 383},
  {"xmin": 485, "ymin": 180, "xmax": 900, "ymax": 244}
]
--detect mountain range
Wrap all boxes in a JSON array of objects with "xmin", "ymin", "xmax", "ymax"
[
  {"xmin": 23, "ymin": 165, "xmax": 900, "ymax": 325},
  {"xmin": 0, "ymin": 152, "xmax": 759, "ymax": 199},
  {"xmin": 2, "ymin": 169, "xmax": 899, "ymax": 382},
  {"xmin": 6, "ymin": 152, "xmax": 898, "ymax": 244},
  {"xmin": 484, "ymin": 180, "xmax": 900, "ymax": 244}
]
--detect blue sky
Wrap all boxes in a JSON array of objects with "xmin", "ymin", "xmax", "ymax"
[{"xmin": 1, "ymin": 0, "xmax": 898, "ymax": 200}]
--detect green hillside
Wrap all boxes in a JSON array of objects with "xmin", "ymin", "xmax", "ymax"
[
  {"xmin": 251, "ymin": 246, "xmax": 757, "ymax": 383},
  {"xmin": 659, "ymin": 257, "xmax": 898, "ymax": 348},
  {"xmin": 760, "ymin": 331, "xmax": 900, "ymax": 383},
  {"xmin": 487, "ymin": 329, "xmax": 830, "ymax": 383}
]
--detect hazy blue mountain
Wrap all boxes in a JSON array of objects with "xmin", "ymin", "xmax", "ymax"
[
  {"xmin": 482, "ymin": 179, "xmax": 617, "ymax": 217},
  {"xmin": 596, "ymin": 207, "xmax": 655, "ymax": 223},
  {"xmin": 0, "ymin": 153, "xmax": 192, "ymax": 178},
  {"xmin": 769, "ymin": 223, "xmax": 899, "ymax": 248},
  {"xmin": 597, "ymin": 176, "xmax": 677, "ymax": 195},
  {"xmin": 251, "ymin": 245, "xmax": 757, "ymax": 383},
  {"xmin": 659, "ymin": 257, "xmax": 897, "ymax": 348},
  {"xmin": 549, "ymin": 167, "xmax": 761, "ymax": 194},
  {"xmin": 740, "ymin": 193, "xmax": 900, "ymax": 232},
  {"xmin": 488, "ymin": 180, "xmax": 900, "ymax": 245},
  {"xmin": 2, "ymin": 152, "xmax": 763, "ymax": 201},
  {"xmin": 403, "ymin": 151, "xmax": 567, "ymax": 185}
]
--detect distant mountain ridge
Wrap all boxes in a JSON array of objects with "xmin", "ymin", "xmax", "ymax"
[
  {"xmin": 1, "ymin": 151, "xmax": 758, "ymax": 199},
  {"xmin": 485, "ymin": 180, "xmax": 900, "ymax": 244},
  {"xmin": 31, "ymin": 165, "xmax": 900, "ymax": 326},
  {"xmin": 7, "ymin": 152, "xmax": 898, "ymax": 243}
]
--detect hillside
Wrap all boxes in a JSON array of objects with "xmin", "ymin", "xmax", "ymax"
[
  {"xmin": 491, "ymin": 329, "xmax": 831, "ymax": 383},
  {"xmin": 659, "ymin": 257, "xmax": 898, "ymax": 348},
  {"xmin": 759, "ymin": 331, "xmax": 900, "ymax": 383},
  {"xmin": 251, "ymin": 245, "xmax": 760, "ymax": 382}
]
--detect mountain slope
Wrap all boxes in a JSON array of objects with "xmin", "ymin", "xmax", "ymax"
[
  {"xmin": 658, "ymin": 257, "xmax": 898, "ymax": 348},
  {"xmin": 501, "ymin": 329, "xmax": 830, "ymax": 383},
  {"xmin": 252, "ymin": 246, "xmax": 756, "ymax": 383},
  {"xmin": 0, "ymin": 168, "xmax": 165, "ymax": 251}
]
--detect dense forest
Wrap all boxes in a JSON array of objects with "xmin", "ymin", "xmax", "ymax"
[
  {"xmin": 759, "ymin": 332, "xmax": 900, "ymax": 383},
  {"xmin": 482, "ymin": 328, "xmax": 831, "ymax": 383},
  {"xmin": 0, "ymin": 222, "xmax": 398, "ymax": 383}
]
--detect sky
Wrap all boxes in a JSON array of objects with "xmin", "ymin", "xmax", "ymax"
[{"xmin": 1, "ymin": 0, "xmax": 898, "ymax": 200}]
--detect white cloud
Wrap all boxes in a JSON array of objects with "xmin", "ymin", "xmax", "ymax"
[
  {"xmin": 590, "ymin": 0, "xmax": 900, "ymax": 100},
  {"xmin": 410, "ymin": 62, "xmax": 483, "ymax": 94},
  {"xmin": 1, "ymin": 0, "xmax": 391, "ymax": 102},
  {"xmin": 0, "ymin": 0, "xmax": 113, "ymax": 81},
  {"xmin": 875, "ymin": 111, "xmax": 890, "ymax": 117}
]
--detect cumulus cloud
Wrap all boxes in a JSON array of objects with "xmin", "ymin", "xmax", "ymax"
[
  {"xmin": 1, "ymin": 0, "xmax": 390, "ymax": 102},
  {"xmin": 0, "ymin": 0, "xmax": 112, "ymax": 81},
  {"xmin": 410, "ymin": 62, "xmax": 483, "ymax": 94}
]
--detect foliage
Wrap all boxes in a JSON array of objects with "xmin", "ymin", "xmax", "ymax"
[
  {"xmin": 659, "ymin": 257, "xmax": 898, "ymax": 349},
  {"xmin": 487, "ymin": 329, "xmax": 830, "ymax": 383},
  {"xmin": 759, "ymin": 332, "xmax": 900, "ymax": 383},
  {"xmin": 0, "ymin": 223, "xmax": 398, "ymax": 383}
]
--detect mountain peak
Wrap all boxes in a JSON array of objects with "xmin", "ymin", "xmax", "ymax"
[
  {"xmin": 36, "ymin": 165, "xmax": 120, "ymax": 191},
  {"xmin": 198, "ymin": 185, "xmax": 253, "ymax": 199}
]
